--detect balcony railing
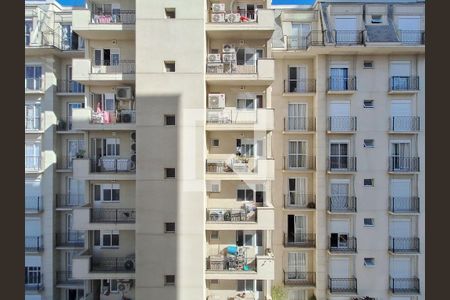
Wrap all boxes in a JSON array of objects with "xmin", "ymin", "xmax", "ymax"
[
  {"xmin": 57, "ymin": 79, "xmax": 85, "ymax": 94},
  {"xmin": 25, "ymin": 117, "xmax": 41, "ymax": 131},
  {"xmin": 389, "ymin": 197, "xmax": 420, "ymax": 213},
  {"xmin": 328, "ymin": 196, "xmax": 357, "ymax": 213},
  {"xmin": 25, "ymin": 78, "xmax": 42, "ymax": 91},
  {"xmin": 91, "ymin": 110, "xmax": 136, "ymax": 124},
  {"xmin": 284, "ymin": 79, "xmax": 316, "ymax": 93},
  {"xmin": 91, "ymin": 10, "xmax": 136, "ymax": 24},
  {"xmin": 56, "ymin": 271, "xmax": 83, "ymax": 285},
  {"xmin": 284, "ymin": 233, "xmax": 316, "ymax": 248},
  {"xmin": 206, "ymin": 208, "xmax": 256, "ymax": 222},
  {"xmin": 287, "ymin": 30, "xmax": 324, "ymax": 49},
  {"xmin": 206, "ymin": 159, "xmax": 254, "ymax": 174},
  {"xmin": 328, "ymin": 156, "xmax": 357, "ymax": 172},
  {"xmin": 388, "ymin": 157, "xmax": 420, "ymax": 172},
  {"xmin": 90, "ymin": 157, "xmax": 136, "ymax": 173},
  {"xmin": 389, "ymin": 76, "xmax": 419, "ymax": 91},
  {"xmin": 25, "ymin": 274, "xmax": 44, "ymax": 291},
  {"xmin": 327, "ymin": 116, "xmax": 357, "ymax": 132},
  {"xmin": 333, "ymin": 30, "xmax": 364, "ymax": 45},
  {"xmin": 329, "ymin": 236, "xmax": 357, "ymax": 253},
  {"xmin": 328, "ymin": 76, "xmax": 357, "ymax": 91},
  {"xmin": 91, "ymin": 255, "xmax": 135, "ymax": 273},
  {"xmin": 25, "ymin": 236, "xmax": 43, "ymax": 252},
  {"xmin": 284, "ymin": 117, "xmax": 315, "ymax": 132},
  {"xmin": 397, "ymin": 30, "xmax": 425, "ymax": 45},
  {"xmin": 284, "ymin": 194, "xmax": 316, "ymax": 209},
  {"xmin": 329, "ymin": 276, "xmax": 358, "ymax": 294},
  {"xmin": 90, "ymin": 208, "xmax": 136, "ymax": 223},
  {"xmin": 284, "ymin": 155, "xmax": 315, "ymax": 170},
  {"xmin": 209, "ymin": 10, "xmax": 259, "ymax": 23},
  {"xmin": 284, "ymin": 271, "xmax": 316, "ymax": 286},
  {"xmin": 206, "ymin": 63, "xmax": 257, "ymax": 74},
  {"xmin": 206, "ymin": 108, "xmax": 257, "ymax": 124},
  {"xmin": 389, "ymin": 237, "xmax": 420, "ymax": 253},
  {"xmin": 91, "ymin": 60, "xmax": 136, "ymax": 74},
  {"xmin": 206, "ymin": 255, "xmax": 256, "ymax": 271},
  {"xmin": 389, "ymin": 277, "xmax": 420, "ymax": 294},
  {"xmin": 25, "ymin": 196, "xmax": 43, "ymax": 212},
  {"xmin": 56, "ymin": 194, "xmax": 85, "ymax": 209},
  {"xmin": 25, "ymin": 156, "xmax": 41, "ymax": 172},
  {"xmin": 390, "ymin": 116, "xmax": 420, "ymax": 132},
  {"xmin": 55, "ymin": 231, "xmax": 85, "ymax": 248},
  {"xmin": 57, "ymin": 155, "xmax": 77, "ymax": 170}
]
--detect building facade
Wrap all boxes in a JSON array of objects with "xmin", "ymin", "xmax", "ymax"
[{"xmin": 24, "ymin": 0, "xmax": 425, "ymax": 300}]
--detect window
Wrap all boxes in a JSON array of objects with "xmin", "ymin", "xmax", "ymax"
[
  {"xmin": 363, "ymin": 60, "xmax": 374, "ymax": 68},
  {"xmin": 97, "ymin": 230, "xmax": 119, "ymax": 247},
  {"xmin": 364, "ymin": 139, "xmax": 375, "ymax": 148},
  {"xmin": 94, "ymin": 184, "xmax": 120, "ymax": 202},
  {"xmin": 25, "ymin": 65, "xmax": 42, "ymax": 90},
  {"xmin": 164, "ymin": 61, "xmax": 175, "ymax": 72},
  {"xmin": 210, "ymin": 231, "xmax": 219, "ymax": 240},
  {"xmin": 25, "ymin": 103, "xmax": 41, "ymax": 131},
  {"xmin": 236, "ymin": 139, "xmax": 254, "ymax": 157},
  {"xmin": 237, "ymin": 188, "xmax": 254, "ymax": 201},
  {"xmin": 237, "ymin": 280, "xmax": 263, "ymax": 293},
  {"xmin": 25, "ymin": 143, "xmax": 41, "ymax": 171},
  {"xmin": 25, "ymin": 20, "xmax": 33, "ymax": 46},
  {"xmin": 165, "ymin": 275, "xmax": 175, "ymax": 286},
  {"xmin": 371, "ymin": 15, "xmax": 383, "ymax": 24},
  {"xmin": 236, "ymin": 98, "xmax": 255, "ymax": 110},
  {"xmin": 94, "ymin": 49, "xmax": 120, "ymax": 66},
  {"xmin": 364, "ymin": 179, "xmax": 374, "ymax": 186},
  {"xmin": 363, "ymin": 100, "xmax": 374, "ymax": 108},
  {"xmin": 364, "ymin": 218, "xmax": 375, "ymax": 227},
  {"xmin": 103, "ymin": 138, "xmax": 120, "ymax": 156},
  {"xmin": 364, "ymin": 257, "xmax": 375, "ymax": 267},
  {"xmin": 164, "ymin": 115, "xmax": 176, "ymax": 125},
  {"xmin": 288, "ymin": 140, "xmax": 308, "ymax": 168},
  {"xmin": 102, "ymin": 279, "xmax": 118, "ymax": 293},
  {"xmin": 25, "ymin": 266, "xmax": 41, "ymax": 285},
  {"xmin": 165, "ymin": 168, "xmax": 176, "ymax": 178},
  {"xmin": 165, "ymin": 222, "xmax": 176, "ymax": 233},
  {"xmin": 211, "ymin": 139, "xmax": 220, "ymax": 147},
  {"xmin": 165, "ymin": 8, "xmax": 176, "ymax": 19}
]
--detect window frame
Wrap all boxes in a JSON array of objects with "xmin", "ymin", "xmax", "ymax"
[{"xmin": 100, "ymin": 230, "xmax": 120, "ymax": 248}]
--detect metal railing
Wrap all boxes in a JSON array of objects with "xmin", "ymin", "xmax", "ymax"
[
  {"xmin": 206, "ymin": 108, "xmax": 257, "ymax": 124},
  {"xmin": 284, "ymin": 194, "xmax": 316, "ymax": 209},
  {"xmin": 287, "ymin": 30, "xmax": 325, "ymax": 49},
  {"xmin": 205, "ymin": 159, "xmax": 253, "ymax": 174},
  {"xmin": 389, "ymin": 237, "xmax": 420, "ymax": 253},
  {"xmin": 57, "ymin": 79, "xmax": 85, "ymax": 93},
  {"xmin": 328, "ymin": 156, "xmax": 357, "ymax": 172},
  {"xmin": 284, "ymin": 117, "xmax": 315, "ymax": 132},
  {"xmin": 91, "ymin": 10, "xmax": 136, "ymax": 24},
  {"xmin": 56, "ymin": 194, "xmax": 85, "ymax": 208},
  {"xmin": 56, "ymin": 271, "xmax": 83, "ymax": 285},
  {"xmin": 389, "ymin": 197, "xmax": 420, "ymax": 213},
  {"xmin": 206, "ymin": 255, "xmax": 256, "ymax": 271},
  {"xmin": 284, "ymin": 155, "xmax": 315, "ymax": 170},
  {"xmin": 284, "ymin": 271, "xmax": 316, "ymax": 286},
  {"xmin": 328, "ymin": 196, "xmax": 357, "ymax": 213},
  {"xmin": 284, "ymin": 233, "xmax": 316, "ymax": 248},
  {"xmin": 206, "ymin": 62, "xmax": 257, "ymax": 74},
  {"xmin": 91, "ymin": 60, "xmax": 136, "ymax": 74},
  {"xmin": 25, "ymin": 273, "xmax": 44, "ymax": 291},
  {"xmin": 91, "ymin": 208, "xmax": 136, "ymax": 223},
  {"xmin": 25, "ymin": 156, "xmax": 41, "ymax": 172},
  {"xmin": 397, "ymin": 30, "xmax": 425, "ymax": 45},
  {"xmin": 25, "ymin": 236, "xmax": 44, "ymax": 252},
  {"xmin": 91, "ymin": 255, "xmax": 136, "ymax": 272},
  {"xmin": 90, "ymin": 157, "xmax": 136, "ymax": 173},
  {"xmin": 328, "ymin": 76, "xmax": 357, "ymax": 91},
  {"xmin": 209, "ymin": 10, "xmax": 258, "ymax": 23},
  {"xmin": 25, "ymin": 78, "xmax": 42, "ymax": 91},
  {"xmin": 91, "ymin": 110, "xmax": 137, "ymax": 125},
  {"xmin": 388, "ymin": 157, "xmax": 420, "ymax": 172},
  {"xmin": 25, "ymin": 117, "xmax": 41, "ymax": 131},
  {"xmin": 328, "ymin": 276, "xmax": 358, "ymax": 294},
  {"xmin": 284, "ymin": 79, "xmax": 316, "ymax": 93},
  {"xmin": 25, "ymin": 196, "xmax": 43, "ymax": 212},
  {"xmin": 333, "ymin": 30, "xmax": 364, "ymax": 45},
  {"xmin": 327, "ymin": 116, "xmax": 357, "ymax": 132},
  {"xmin": 389, "ymin": 76, "xmax": 419, "ymax": 91},
  {"xmin": 390, "ymin": 116, "xmax": 420, "ymax": 132},
  {"xmin": 206, "ymin": 208, "xmax": 256, "ymax": 222},
  {"xmin": 57, "ymin": 155, "xmax": 77, "ymax": 169},
  {"xmin": 55, "ymin": 231, "xmax": 85, "ymax": 248},
  {"xmin": 389, "ymin": 277, "xmax": 420, "ymax": 294},
  {"xmin": 329, "ymin": 236, "xmax": 357, "ymax": 252}
]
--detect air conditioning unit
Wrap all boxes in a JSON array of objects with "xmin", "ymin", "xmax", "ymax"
[
  {"xmin": 211, "ymin": 13, "xmax": 225, "ymax": 23},
  {"xmin": 206, "ymin": 180, "xmax": 221, "ymax": 192},
  {"xmin": 130, "ymin": 131, "xmax": 136, "ymax": 141},
  {"xmin": 208, "ymin": 94, "xmax": 225, "ymax": 109},
  {"xmin": 206, "ymin": 63, "xmax": 224, "ymax": 74},
  {"xmin": 226, "ymin": 13, "xmax": 241, "ymax": 23},
  {"xmin": 116, "ymin": 86, "xmax": 132, "ymax": 100},
  {"xmin": 207, "ymin": 53, "xmax": 221, "ymax": 63},
  {"xmin": 222, "ymin": 53, "xmax": 236, "ymax": 63},
  {"xmin": 118, "ymin": 282, "xmax": 131, "ymax": 293},
  {"xmin": 211, "ymin": 3, "xmax": 226, "ymax": 13},
  {"xmin": 208, "ymin": 209, "xmax": 224, "ymax": 221},
  {"xmin": 222, "ymin": 44, "xmax": 235, "ymax": 53}
]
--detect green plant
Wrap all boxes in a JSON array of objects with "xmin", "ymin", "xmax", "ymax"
[
  {"xmin": 76, "ymin": 149, "xmax": 86, "ymax": 158},
  {"xmin": 271, "ymin": 285, "xmax": 287, "ymax": 300}
]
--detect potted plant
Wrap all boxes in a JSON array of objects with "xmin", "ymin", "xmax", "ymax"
[
  {"xmin": 76, "ymin": 149, "xmax": 86, "ymax": 159},
  {"xmin": 58, "ymin": 119, "xmax": 66, "ymax": 131}
]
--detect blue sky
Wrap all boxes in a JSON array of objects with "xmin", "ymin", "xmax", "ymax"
[
  {"xmin": 57, "ymin": 0, "xmax": 85, "ymax": 6},
  {"xmin": 56, "ymin": 0, "xmax": 316, "ymax": 7}
]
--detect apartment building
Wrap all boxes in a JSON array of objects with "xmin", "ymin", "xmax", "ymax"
[{"xmin": 24, "ymin": 0, "xmax": 424, "ymax": 300}]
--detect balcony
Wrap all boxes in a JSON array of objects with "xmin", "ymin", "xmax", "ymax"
[
  {"xmin": 284, "ymin": 271, "xmax": 316, "ymax": 286},
  {"xmin": 73, "ymin": 206, "xmax": 136, "ymax": 231},
  {"xmin": 72, "ymin": 108, "xmax": 136, "ymax": 131},
  {"xmin": 389, "ymin": 116, "xmax": 420, "ymax": 132},
  {"xmin": 205, "ymin": 254, "xmax": 274, "ymax": 280},
  {"xmin": 206, "ymin": 9, "xmax": 274, "ymax": 39},
  {"xmin": 55, "ymin": 231, "xmax": 85, "ymax": 249},
  {"xmin": 327, "ymin": 156, "xmax": 357, "ymax": 173},
  {"xmin": 205, "ymin": 158, "xmax": 274, "ymax": 180},
  {"xmin": 25, "ymin": 196, "xmax": 43, "ymax": 213},
  {"xmin": 284, "ymin": 194, "xmax": 316, "ymax": 209},
  {"xmin": 286, "ymin": 30, "xmax": 325, "ymax": 50},
  {"xmin": 283, "ymin": 155, "xmax": 316, "ymax": 171},
  {"xmin": 56, "ymin": 156, "xmax": 76, "ymax": 171},
  {"xmin": 327, "ymin": 117, "xmax": 357, "ymax": 133},
  {"xmin": 328, "ymin": 276, "xmax": 358, "ymax": 294},
  {"xmin": 397, "ymin": 30, "xmax": 425, "ymax": 45},
  {"xmin": 56, "ymin": 194, "xmax": 85, "ymax": 210},
  {"xmin": 389, "ymin": 197, "xmax": 420, "ymax": 214},
  {"xmin": 25, "ymin": 156, "xmax": 41, "ymax": 173},
  {"xmin": 205, "ymin": 108, "xmax": 274, "ymax": 131},
  {"xmin": 205, "ymin": 59, "xmax": 274, "ymax": 86},
  {"xmin": 56, "ymin": 79, "xmax": 85, "ymax": 95},
  {"xmin": 389, "ymin": 276, "xmax": 420, "ymax": 294},
  {"xmin": 389, "ymin": 76, "xmax": 419, "ymax": 93},
  {"xmin": 72, "ymin": 8, "xmax": 135, "ymax": 39},
  {"xmin": 283, "ymin": 79, "xmax": 316, "ymax": 94},
  {"xmin": 72, "ymin": 158, "xmax": 136, "ymax": 180},
  {"xmin": 72, "ymin": 59, "xmax": 135, "ymax": 85},
  {"xmin": 284, "ymin": 117, "xmax": 315, "ymax": 133},
  {"xmin": 25, "ymin": 274, "xmax": 44, "ymax": 291},
  {"xmin": 327, "ymin": 76, "xmax": 357, "ymax": 94},
  {"xmin": 56, "ymin": 271, "xmax": 84, "ymax": 287},
  {"xmin": 206, "ymin": 205, "xmax": 274, "ymax": 230},
  {"xmin": 25, "ymin": 236, "xmax": 43, "ymax": 253},
  {"xmin": 25, "ymin": 78, "xmax": 43, "ymax": 94},
  {"xmin": 284, "ymin": 233, "xmax": 316, "ymax": 248},
  {"xmin": 329, "ymin": 236, "xmax": 357, "ymax": 253},
  {"xmin": 389, "ymin": 237, "xmax": 420, "ymax": 254},
  {"xmin": 328, "ymin": 196, "xmax": 357, "ymax": 213},
  {"xmin": 25, "ymin": 117, "xmax": 42, "ymax": 132},
  {"xmin": 332, "ymin": 30, "xmax": 365, "ymax": 45},
  {"xmin": 388, "ymin": 157, "xmax": 420, "ymax": 173}
]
